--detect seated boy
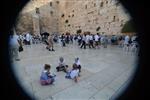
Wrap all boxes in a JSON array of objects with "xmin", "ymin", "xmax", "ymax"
[
  {"xmin": 74, "ymin": 57, "xmax": 81, "ymax": 72},
  {"xmin": 56, "ymin": 57, "xmax": 68, "ymax": 72},
  {"xmin": 65, "ymin": 63, "xmax": 79, "ymax": 83},
  {"xmin": 40, "ymin": 64, "xmax": 56, "ymax": 85}
]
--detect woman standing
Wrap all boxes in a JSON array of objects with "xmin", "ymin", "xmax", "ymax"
[{"xmin": 48, "ymin": 34, "xmax": 55, "ymax": 51}]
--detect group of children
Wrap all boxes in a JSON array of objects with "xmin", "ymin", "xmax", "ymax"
[{"xmin": 40, "ymin": 57, "xmax": 82, "ymax": 85}]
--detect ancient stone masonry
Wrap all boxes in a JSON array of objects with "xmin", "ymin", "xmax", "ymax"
[
  {"xmin": 16, "ymin": 13, "xmax": 33, "ymax": 34},
  {"xmin": 16, "ymin": 0, "xmax": 60, "ymax": 34},
  {"xmin": 16, "ymin": 0, "xmax": 130, "ymax": 35},
  {"xmin": 32, "ymin": 14, "xmax": 40, "ymax": 35}
]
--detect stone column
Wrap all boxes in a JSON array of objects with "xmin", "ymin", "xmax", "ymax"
[{"xmin": 32, "ymin": 14, "xmax": 40, "ymax": 35}]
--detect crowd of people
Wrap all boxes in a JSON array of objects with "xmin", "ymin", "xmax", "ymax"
[
  {"xmin": 9, "ymin": 30, "xmax": 139, "ymax": 85},
  {"xmin": 49, "ymin": 32, "xmax": 139, "ymax": 54},
  {"xmin": 9, "ymin": 30, "xmax": 139, "ymax": 62}
]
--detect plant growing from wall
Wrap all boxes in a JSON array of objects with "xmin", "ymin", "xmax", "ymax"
[
  {"xmin": 65, "ymin": 20, "xmax": 68, "ymax": 23},
  {"xmin": 61, "ymin": 14, "xmax": 64, "ymax": 17},
  {"xmin": 121, "ymin": 20, "xmax": 136, "ymax": 33},
  {"xmin": 96, "ymin": 26, "xmax": 101, "ymax": 31},
  {"xmin": 76, "ymin": 29, "xmax": 82, "ymax": 34},
  {"xmin": 72, "ymin": 14, "xmax": 74, "ymax": 17}
]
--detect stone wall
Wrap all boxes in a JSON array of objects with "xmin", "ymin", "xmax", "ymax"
[
  {"xmin": 15, "ymin": 13, "xmax": 33, "ymax": 34},
  {"xmin": 16, "ymin": 0, "xmax": 130, "ymax": 35},
  {"xmin": 58, "ymin": 0, "xmax": 130, "ymax": 35},
  {"xmin": 16, "ymin": 0, "xmax": 60, "ymax": 34}
]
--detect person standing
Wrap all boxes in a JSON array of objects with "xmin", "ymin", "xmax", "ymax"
[
  {"xmin": 80, "ymin": 33, "xmax": 86, "ymax": 49},
  {"xmin": 61, "ymin": 34, "xmax": 66, "ymax": 47},
  {"xmin": 118, "ymin": 35, "xmax": 124, "ymax": 48},
  {"xmin": 9, "ymin": 32, "xmax": 20, "ymax": 61},
  {"xmin": 123, "ymin": 35, "xmax": 130, "ymax": 52},
  {"xmin": 70, "ymin": 34, "xmax": 73, "ymax": 44},
  {"xmin": 101, "ymin": 35, "xmax": 108, "ymax": 48},
  {"xmin": 25, "ymin": 32, "xmax": 31, "ymax": 45},
  {"xmin": 89, "ymin": 33, "xmax": 95, "ymax": 48},
  {"xmin": 48, "ymin": 34, "xmax": 55, "ymax": 51},
  {"xmin": 77, "ymin": 34, "xmax": 82, "ymax": 46},
  {"xmin": 58, "ymin": 35, "xmax": 62, "ymax": 46},
  {"xmin": 66, "ymin": 34, "xmax": 70, "ymax": 44},
  {"xmin": 85, "ymin": 32, "xmax": 90, "ymax": 48},
  {"xmin": 94, "ymin": 33, "xmax": 100, "ymax": 49},
  {"xmin": 131, "ymin": 35, "xmax": 137, "ymax": 43}
]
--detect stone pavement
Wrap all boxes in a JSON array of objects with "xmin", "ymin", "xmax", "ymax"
[{"xmin": 12, "ymin": 42, "xmax": 137, "ymax": 100}]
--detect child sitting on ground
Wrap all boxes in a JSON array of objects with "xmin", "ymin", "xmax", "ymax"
[
  {"xmin": 40, "ymin": 64, "xmax": 56, "ymax": 85},
  {"xmin": 65, "ymin": 63, "xmax": 79, "ymax": 83},
  {"xmin": 56, "ymin": 57, "xmax": 68, "ymax": 72},
  {"xmin": 74, "ymin": 57, "xmax": 81, "ymax": 72}
]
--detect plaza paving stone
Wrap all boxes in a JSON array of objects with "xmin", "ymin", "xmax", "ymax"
[{"xmin": 12, "ymin": 42, "xmax": 137, "ymax": 100}]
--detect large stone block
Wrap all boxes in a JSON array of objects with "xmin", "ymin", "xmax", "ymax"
[{"xmin": 16, "ymin": 0, "xmax": 130, "ymax": 35}]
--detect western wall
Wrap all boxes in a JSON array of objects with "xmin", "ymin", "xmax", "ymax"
[{"xmin": 16, "ymin": 0, "xmax": 130, "ymax": 35}]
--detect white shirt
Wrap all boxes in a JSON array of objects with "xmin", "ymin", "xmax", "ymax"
[
  {"xmin": 82, "ymin": 35, "xmax": 86, "ymax": 41},
  {"xmin": 75, "ymin": 60, "xmax": 81, "ymax": 66},
  {"xmin": 26, "ymin": 33, "xmax": 31, "ymax": 41},
  {"xmin": 78, "ymin": 36, "xmax": 81, "ymax": 40},
  {"xmin": 9, "ymin": 35, "xmax": 19, "ymax": 47},
  {"xmin": 85, "ymin": 35, "xmax": 90, "ymax": 43},
  {"xmin": 89, "ymin": 35, "xmax": 93, "ymax": 40},
  {"xmin": 19, "ymin": 35, "xmax": 23, "ymax": 41},
  {"xmin": 59, "ymin": 61, "xmax": 65, "ymax": 66},
  {"xmin": 131, "ymin": 36, "xmax": 136, "ymax": 41},
  {"xmin": 101, "ymin": 36, "xmax": 106, "ymax": 43},
  {"xmin": 94, "ymin": 35, "xmax": 99, "ymax": 41},
  {"xmin": 124, "ymin": 35, "xmax": 129, "ymax": 44},
  {"xmin": 70, "ymin": 69, "xmax": 79, "ymax": 79}
]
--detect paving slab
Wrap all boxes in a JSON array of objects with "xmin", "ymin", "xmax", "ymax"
[{"xmin": 11, "ymin": 43, "xmax": 137, "ymax": 100}]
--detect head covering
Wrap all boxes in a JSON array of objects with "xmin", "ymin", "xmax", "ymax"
[
  {"xmin": 75, "ymin": 57, "xmax": 79, "ymax": 62},
  {"xmin": 75, "ymin": 57, "xmax": 80, "ymax": 66},
  {"xmin": 59, "ymin": 57, "xmax": 64, "ymax": 62}
]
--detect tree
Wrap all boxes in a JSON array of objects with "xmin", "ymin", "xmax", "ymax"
[{"xmin": 121, "ymin": 20, "xmax": 136, "ymax": 33}]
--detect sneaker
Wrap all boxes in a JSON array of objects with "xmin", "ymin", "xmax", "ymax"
[
  {"xmin": 52, "ymin": 49, "xmax": 55, "ymax": 51},
  {"xmin": 15, "ymin": 59, "xmax": 20, "ymax": 61}
]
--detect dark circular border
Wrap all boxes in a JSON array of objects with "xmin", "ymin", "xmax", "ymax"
[{"xmin": 0, "ymin": 0, "xmax": 149, "ymax": 99}]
